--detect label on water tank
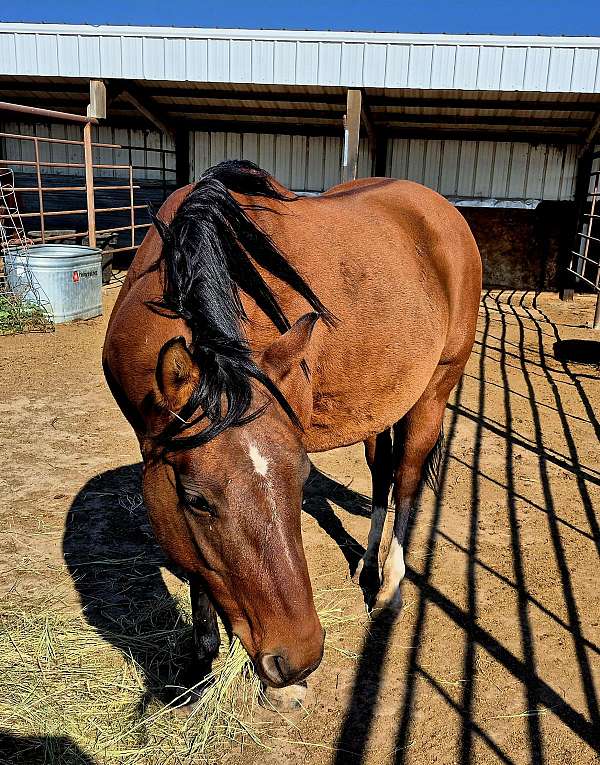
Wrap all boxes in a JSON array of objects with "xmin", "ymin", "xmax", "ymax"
[{"xmin": 72, "ymin": 269, "xmax": 97, "ymax": 283}]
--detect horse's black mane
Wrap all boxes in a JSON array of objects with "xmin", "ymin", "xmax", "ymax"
[{"xmin": 152, "ymin": 159, "xmax": 335, "ymax": 450}]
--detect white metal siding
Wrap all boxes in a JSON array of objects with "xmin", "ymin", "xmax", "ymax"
[
  {"xmin": 386, "ymin": 138, "xmax": 578, "ymax": 200},
  {"xmin": 0, "ymin": 120, "xmax": 176, "ymax": 179},
  {"xmin": 191, "ymin": 130, "xmax": 372, "ymax": 192},
  {"xmin": 1, "ymin": 24, "xmax": 599, "ymax": 92}
]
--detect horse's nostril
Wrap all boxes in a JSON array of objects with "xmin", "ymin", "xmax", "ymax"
[{"xmin": 259, "ymin": 653, "xmax": 290, "ymax": 686}]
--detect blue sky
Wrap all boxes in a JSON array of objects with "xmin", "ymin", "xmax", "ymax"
[{"xmin": 1, "ymin": 1, "xmax": 599, "ymax": 36}]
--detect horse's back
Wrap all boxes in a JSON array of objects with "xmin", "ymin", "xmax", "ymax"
[{"xmin": 245, "ymin": 176, "xmax": 481, "ymax": 448}]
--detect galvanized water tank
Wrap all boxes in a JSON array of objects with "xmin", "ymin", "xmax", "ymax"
[{"xmin": 3, "ymin": 244, "xmax": 102, "ymax": 324}]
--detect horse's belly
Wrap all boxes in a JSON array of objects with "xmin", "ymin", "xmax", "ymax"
[{"xmin": 303, "ymin": 342, "xmax": 441, "ymax": 452}]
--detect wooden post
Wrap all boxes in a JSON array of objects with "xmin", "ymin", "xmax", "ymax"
[
  {"xmin": 175, "ymin": 128, "xmax": 190, "ymax": 188},
  {"xmin": 88, "ymin": 80, "xmax": 107, "ymax": 120},
  {"xmin": 83, "ymin": 121, "xmax": 96, "ymax": 248},
  {"xmin": 342, "ymin": 89, "xmax": 361, "ymax": 184}
]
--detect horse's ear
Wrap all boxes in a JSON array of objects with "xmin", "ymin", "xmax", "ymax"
[
  {"xmin": 155, "ymin": 336, "xmax": 199, "ymax": 412},
  {"xmin": 260, "ymin": 313, "xmax": 321, "ymax": 426},
  {"xmin": 261, "ymin": 312, "xmax": 321, "ymax": 378}
]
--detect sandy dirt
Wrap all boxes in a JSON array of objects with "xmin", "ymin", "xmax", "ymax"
[{"xmin": 0, "ymin": 283, "xmax": 599, "ymax": 765}]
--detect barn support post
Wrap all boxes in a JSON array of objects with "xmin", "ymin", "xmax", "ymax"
[
  {"xmin": 87, "ymin": 80, "xmax": 107, "ymax": 120},
  {"xmin": 342, "ymin": 89, "xmax": 361, "ymax": 183},
  {"xmin": 175, "ymin": 128, "xmax": 190, "ymax": 188}
]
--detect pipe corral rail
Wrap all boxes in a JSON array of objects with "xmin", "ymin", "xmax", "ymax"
[{"xmin": 0, "ymin": 100, "xmax": 174, "ymax": 254}]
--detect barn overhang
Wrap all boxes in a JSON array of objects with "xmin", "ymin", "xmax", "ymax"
[{"xmin": 0, "ymin": 23, "xmax": 599, "ymax": 208}]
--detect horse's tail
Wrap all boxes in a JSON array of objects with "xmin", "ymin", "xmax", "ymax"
[{"xmin": 423, "ymin": 427, "xmax": 445, "ymax": 494}]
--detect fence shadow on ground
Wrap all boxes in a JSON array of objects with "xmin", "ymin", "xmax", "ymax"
[
  {"xmin": 62, "ymin": 290, "xmax": 599, "ymax": 763},
  {"xmin": 329, "ymin": 290, "xmax": 600, "ymax": 764}
]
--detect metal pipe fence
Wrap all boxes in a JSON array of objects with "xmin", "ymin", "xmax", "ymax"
[{"xmin": 0, "ymin": 101, "xmax": 176, "ymax": 257}]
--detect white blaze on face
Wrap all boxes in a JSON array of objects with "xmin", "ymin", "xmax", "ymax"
[{"xmin": 248, "ymin": 440, "xmax": 270, "ymax": 477}]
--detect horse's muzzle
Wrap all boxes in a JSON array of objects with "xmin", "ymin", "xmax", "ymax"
[{"xmin": 257, "ymin": 635, "xmax": 324, "ymax": 687}]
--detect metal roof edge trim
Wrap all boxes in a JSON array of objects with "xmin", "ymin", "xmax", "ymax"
[{"xmin": 1, "ymin": 22, "xmax": 600, "ymax": 47}]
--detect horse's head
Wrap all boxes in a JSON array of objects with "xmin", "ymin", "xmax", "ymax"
[{"xmin": 140, "ymin": 314, "xmax": 324, "ymax": 687}]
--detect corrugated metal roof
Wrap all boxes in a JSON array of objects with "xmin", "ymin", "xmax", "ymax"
[{"xmin": 1, "ymin": 23, "xmax": 600, "ymax": 93}]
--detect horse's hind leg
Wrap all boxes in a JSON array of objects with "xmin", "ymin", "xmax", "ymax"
[
  {"xmin": 372, "ymin": 363, "xmax": 461, "ymax": 613},
  {"xmin": 353, "ymin": 429, "xmax": 394, "ymax": 590}
]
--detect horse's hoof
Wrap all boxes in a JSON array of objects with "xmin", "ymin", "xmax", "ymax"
[
  {"xmin": 371, "ymin": 587, "xmax": 403, "ymax": 617},
  {"xmin": 259, "ymin": 682, "xmax": 310, "ymax": 713}
]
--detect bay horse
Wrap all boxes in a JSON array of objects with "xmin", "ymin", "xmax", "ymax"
[{"xmin": 103, "ymin": 160, "xmax": 481, "ymax": 704}]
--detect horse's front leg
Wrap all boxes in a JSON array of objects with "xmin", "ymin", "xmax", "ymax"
[{"xmin": 184, "ymin": 575, "xmax": 221, "ymax": 702}]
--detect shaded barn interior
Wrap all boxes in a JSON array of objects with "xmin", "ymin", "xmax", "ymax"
[{"xmin": 1, "ymin": 25, "xmax": 600, "ymax": 292}]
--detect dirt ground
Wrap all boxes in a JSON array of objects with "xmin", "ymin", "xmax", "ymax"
[{"xmin": 0, "ymin": 283, "xmax": 599, "ymax": 765}]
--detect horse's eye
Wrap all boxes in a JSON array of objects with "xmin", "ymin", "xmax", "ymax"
[{"xmin": 185, "ymin": 493, "xmax": 216, "ymax": 517}]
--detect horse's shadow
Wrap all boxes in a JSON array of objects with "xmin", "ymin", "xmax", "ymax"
[
  {"xmin": 0, "ymin": 732, "xmax": 94, "ymax": 765},
  {"xmin": 63, "ymin": 463, "xmax": 191, "ymax": 709},
  {"xmin": 62, "ymin": 462, "xmax": 370, "ymax": 705}
]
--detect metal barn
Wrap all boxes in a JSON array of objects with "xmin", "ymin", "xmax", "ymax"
[{"xmin": 1, "ymin": 23, "xmax": 599, "ymax": 297}]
